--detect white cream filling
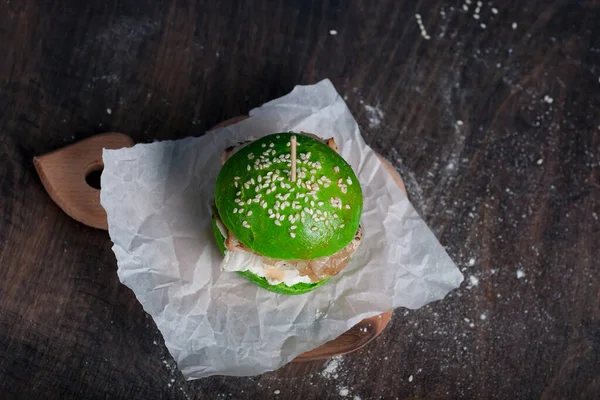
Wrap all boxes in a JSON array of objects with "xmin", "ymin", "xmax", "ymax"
[{"xmin": 221, "ymin": 251, "xmax": 312, "ymax": 287}]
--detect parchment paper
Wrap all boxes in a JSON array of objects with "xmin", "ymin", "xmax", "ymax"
[{"xmin": 100, "ymin": 79, "xmax": 463, "ymax": 379}]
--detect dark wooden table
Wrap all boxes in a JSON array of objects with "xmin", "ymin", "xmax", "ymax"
[{"xmin": 1, "ymin": 1, "xmax": 599, "ymax": 399}]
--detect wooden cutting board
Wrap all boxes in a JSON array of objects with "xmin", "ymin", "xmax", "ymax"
[{"xmin": 33, "ymin": 116, "xmax": 406, "ymax": 363}]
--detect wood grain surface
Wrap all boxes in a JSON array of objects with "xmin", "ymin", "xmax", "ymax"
[{"xmin": 1, "ymin": 1, "xmax": 599, "ymax": 399}]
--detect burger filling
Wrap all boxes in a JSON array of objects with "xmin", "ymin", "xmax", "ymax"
[{"xmin": 215, "ymin": 213, "xmax": 362, "ymax": 285}]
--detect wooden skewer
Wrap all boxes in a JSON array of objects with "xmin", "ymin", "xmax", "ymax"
[{"xmin": 291, "ymin": 135, "xmax": 297, "ymax": 182}]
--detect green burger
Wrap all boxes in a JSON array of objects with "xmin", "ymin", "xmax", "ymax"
[{"xmin": 212, "ymin": 132, "xmax": 363, "ymax": 295}]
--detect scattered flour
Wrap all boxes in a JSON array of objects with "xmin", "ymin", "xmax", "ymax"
[
  {"xmin": 408, "ymin": 375, "xmax": 414, "ymax": 382},
  {"xmin": 537, "ymin": 158, "xmax": 544, "ymax": 165},
  {"xmin": 543, "ymin": 95, "xmax": 554, "ymax": 104},
  {"xmin": 321, "ymin": 357, "xmax": 363, "ymax": 398},
  {"xmin": 468, "ymin": 258, "xmax": 476, "ymax": 266},
  {"xmin": 408, "ymin": 5, "xmax": 523, "ymax": 49},
  {"xmin": 321, "ymin": 356, "xmax": 343, "ymax": 379},
  {"xmin": 480, "ymin": 313, "xmax": 487, "ymax": 320},
  {"xmin": 468, "ymin": 275, "xmax": 480, "ymax": 287},
  {"xmin": 414, "ymin": 14, "xmax": 431, "ymax": 40},
  {"xmin": 516, "ymin": 269, "xmax": 526, "ymax": 279},
  {"xmin": 106, "ymin": 108, "xmax": 112, "ymax": 115},
  {"xmin": 274, "ymin": 390, "xmax": 280, "ymax": 395},
  {"xmin": 364, "ymin": 104, "xmax": 385, "ymax": 128},
  {"xmin": 329, "ymin": 29, "xmax": 338, "ymax": 36}
]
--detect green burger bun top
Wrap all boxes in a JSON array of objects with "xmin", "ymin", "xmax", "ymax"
[{"xmin": 214, "ymin": 132, "xmax": 362, "ymax": 260}]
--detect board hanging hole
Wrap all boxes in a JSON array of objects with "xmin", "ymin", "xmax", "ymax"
[{"xmin": 85, "ymin": 162, "xmax": 103, "ymax": 190}]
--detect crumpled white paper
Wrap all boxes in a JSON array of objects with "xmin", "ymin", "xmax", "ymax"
[{"xmin": 100, "ymin": 79, "xmax": 463, "ymax": 379}]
